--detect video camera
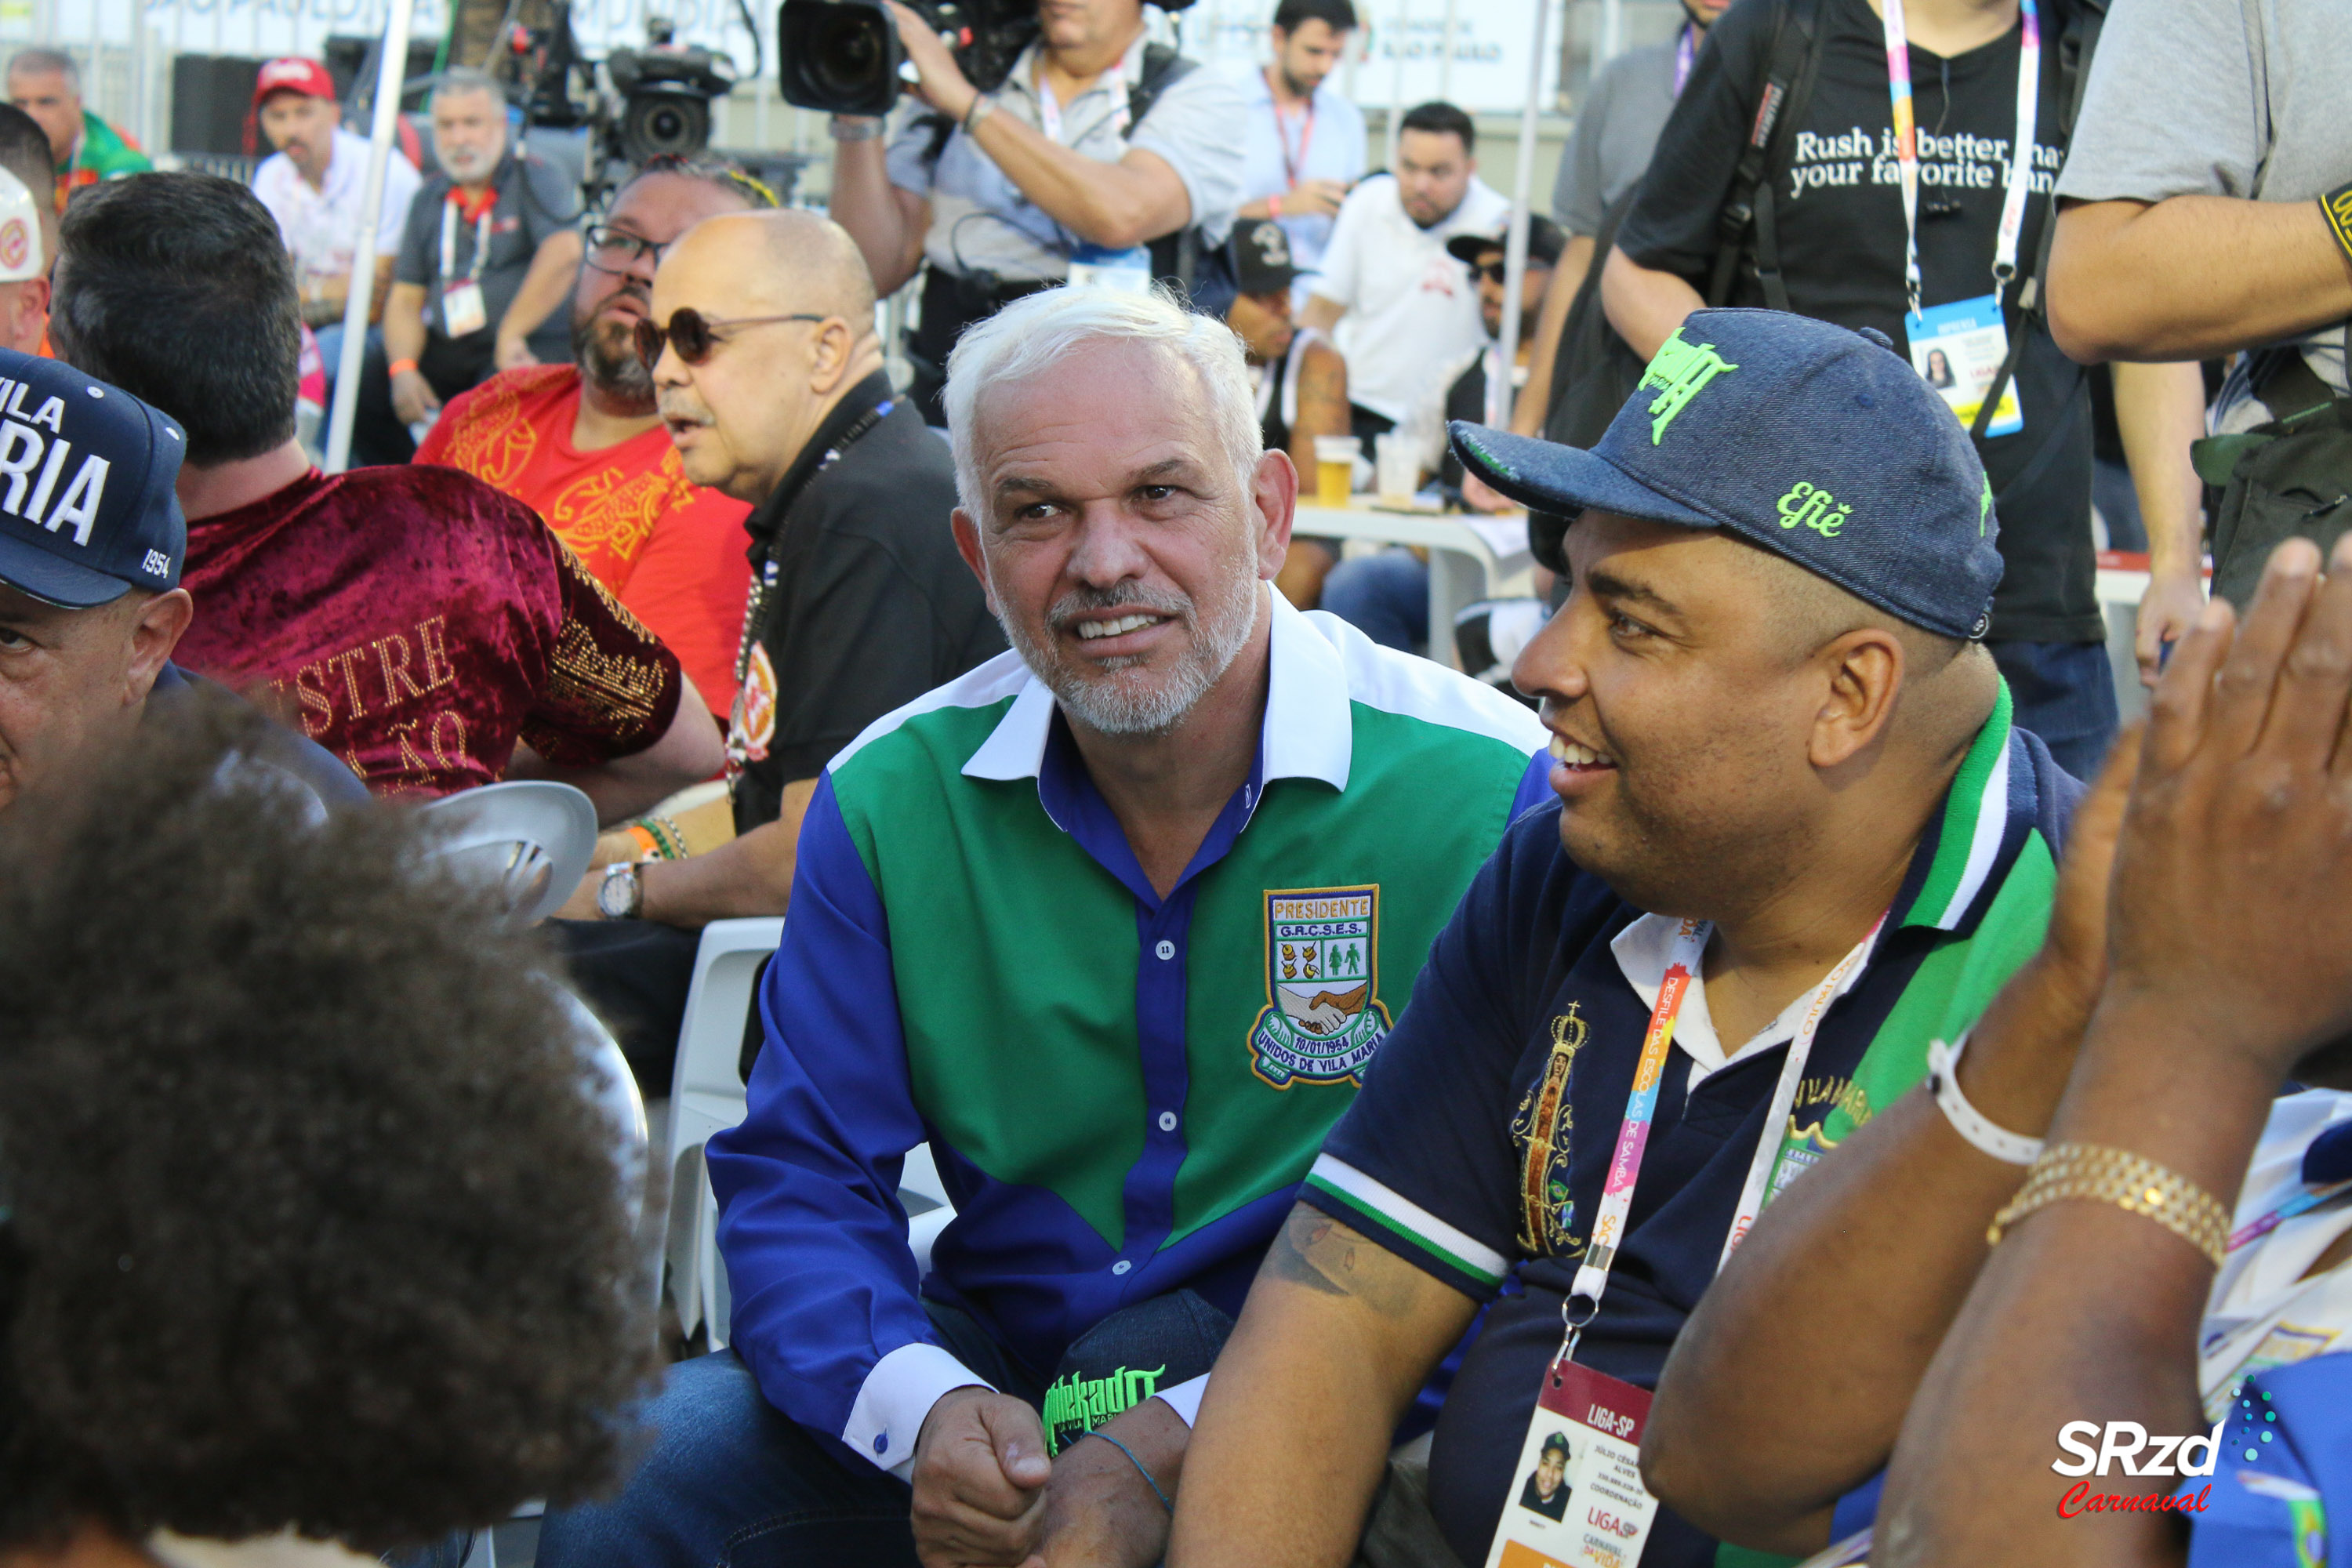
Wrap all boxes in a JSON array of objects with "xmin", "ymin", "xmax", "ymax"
[
  {"xmin": 775, "ymin": 0, "xmax": 1189, "ymax": 118},
  {"xmin": 606, "ymin": 19, "xmax": 739, "ymax": 163}
]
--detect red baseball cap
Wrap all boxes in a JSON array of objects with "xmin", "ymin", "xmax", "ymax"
[{"xmin": 252, "ymin": 56, "xmax": 336, "ymax": 109}]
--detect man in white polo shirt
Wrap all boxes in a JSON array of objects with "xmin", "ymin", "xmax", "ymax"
[
  {"xmin": 249, "ymin": 56, "xmax": 422, "ymax": 397},
  {"xmin": 1301, "ymin": 99, "xmax": 1507, "ymax": 447}
]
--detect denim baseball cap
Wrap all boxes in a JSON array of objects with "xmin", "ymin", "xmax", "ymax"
[
  {"xmin": 0, "ymin": 348, "xmax": 187, "ymax": 608},
  {"xmin": 1451, "ymin": 308, "xmax": 2002, "ymax": 640}
]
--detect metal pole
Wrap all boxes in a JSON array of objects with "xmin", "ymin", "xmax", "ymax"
[
  {"xmin": 1601, "ymin": 0, "xmax": 1622, "ymax": 66},
  {"xmin": 1383, "ymin": 0, "xmax": 1406, "ymax": 169},
  {"xmin": 1436, "ymin": 0, "xmax": 1456, "ymax": 102},
  {"xmin": 1492, "ymin": 0, "xmax": 1551, "ymax": 427},
  {"xmin": 85, "ymin": 0, "xmax": 101, "ymax": 129},
  {"xmin": 323, "ymin": 0, "xmax": 418, "ymax": 473}
]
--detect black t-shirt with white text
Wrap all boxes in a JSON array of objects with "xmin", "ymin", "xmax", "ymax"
[{"xmin": 1617, "ymin": 0, "xmax": 2102, "ymax": 643}]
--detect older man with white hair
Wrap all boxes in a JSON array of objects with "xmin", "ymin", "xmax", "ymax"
[{"xmin": 535, "ymin": 284, "xmax": 1551, "ymax": 1568}]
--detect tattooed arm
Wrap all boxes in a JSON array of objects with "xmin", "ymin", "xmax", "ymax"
[{"xmin": 1166, "ymin": 1204, "xmax": 1480, "ymax": 1568}]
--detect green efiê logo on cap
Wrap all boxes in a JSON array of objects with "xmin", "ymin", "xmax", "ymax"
[
  {"xmin": 1777, "ymin": 481, "xmax": 1852, "ymax": 538},
  {"xmin": 1639, "ymin": 328, "xmax": 1738, "ymax": 445}
]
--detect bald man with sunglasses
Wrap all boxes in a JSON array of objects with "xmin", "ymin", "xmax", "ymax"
[{"xmin": 552, "ymin": 208, "xmax": 1000, "ymax": 1094}]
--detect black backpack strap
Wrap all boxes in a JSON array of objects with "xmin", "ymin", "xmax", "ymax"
[
  {"xmin": 916, "ymin": 111, "xmax": 956, "ymax": 172},
  {"xmin": 1967, "ymin": 0, "xmax": 2104, "ymax": 441},
  {"xmin": 1709, "ymin": 0, "xmax": 1826, "ymax": 308},
  {"xmin": 1125, "ymin": 42, "xmax": 1193, "ymax": 129}
]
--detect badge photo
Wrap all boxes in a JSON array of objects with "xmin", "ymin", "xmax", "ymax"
[
  {"xmin": 441, "ymin": 278, "xmax": 489, "ymax": 339},
  {"xmin": 1904, "ymin": 296, "xmax": 2023, "ymax": 438},
  {"xmin": 1483, "ymin": 1357, "xmax": 1661, "ymax": 1568}
]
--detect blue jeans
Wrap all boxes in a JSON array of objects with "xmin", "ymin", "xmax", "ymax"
[
  {"xmin": 537, "ymin": 1350, "xmax": 926, "ymax": 1567},
  {"xmin": 539, "ymin": 1293, "xmax": 1229, "ymax": 1568},
  {"xmin": 1322, "ymin": 549, "xmax": 1428, "ymax": 654},
  {"xmin": 1991, "ymin": 639, "xmax": 2118, "ymax": 782}
]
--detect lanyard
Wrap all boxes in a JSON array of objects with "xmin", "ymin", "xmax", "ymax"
[
  {"xmin": 1036, "ymin": 59, "xmax": 1128, "ymax": 146},
  {"xmin": 732, "ymin": 399, "xmax": 895, "ymax": 690},
  {"xmin": 2229, "ymin": 1177, "xmax": 2352, "ymax": 1254},
  {"xmin": 1269, "ymin": 73, "xmax": 1318, "ymax": 189},
  {"xmin": 1672, "ymin": 21, "xmax": 1697, "ymax": 96},
  {"xmin": 1878, "ymin": 0, "xmax": 2040, "ymax": 318},
  {"xmin": 438, "ymin": 189, "xmax": 495, "ymax": 285},
  {"xmin": 1564, "ymin": 913, "xmax": 1885, "ymax": 1336}
]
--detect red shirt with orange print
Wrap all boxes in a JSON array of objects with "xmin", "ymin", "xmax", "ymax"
[{"xmin": 417, "ymin": 364, "xmax": 750, "ymax": 704}]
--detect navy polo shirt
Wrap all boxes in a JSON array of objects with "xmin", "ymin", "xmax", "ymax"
[{"xmin": 1301, "ymin": 690, "xmax": 2080, "ymax": 1568}]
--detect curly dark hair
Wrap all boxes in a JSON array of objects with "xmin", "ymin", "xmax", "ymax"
[{"xmin": 0, "ymin": 695, "xmax": 658, "ymax": 1553}]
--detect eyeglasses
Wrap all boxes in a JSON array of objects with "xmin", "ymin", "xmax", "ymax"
[
  {"xmin": 1472, "ymin": 260, "xmax": 1510, "ymax": 284},
  {"xmin": 633, "ymin": 308, "xmax": 826, "ymax": 368},
  {"xmin": 584, "ymin": 224, "xmax": 672, "ymax": 274}
]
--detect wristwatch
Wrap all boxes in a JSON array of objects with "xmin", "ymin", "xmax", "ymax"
[{"xmin": 596, "ymin": 860, "xmax": 646, "ymax": 920}]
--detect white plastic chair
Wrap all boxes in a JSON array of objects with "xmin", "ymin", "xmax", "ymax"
[
  {"xmin": 661, "ymin": 919, "xmax": 964, "ymax": 1348},
  {"xmin": 557, "ymin": 985, "xmax": 666, "ymax": 1330},
  {"xmin": 663, "ymin": 917, "xmax": 785, "ymax": 1348},
  {"xmin": 416, "ymin": 781, "xmax": 597, "ymax": 927}
]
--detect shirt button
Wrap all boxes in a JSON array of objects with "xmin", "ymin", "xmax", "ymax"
[
  {"xmin": 1158, "ymin": 1111, "xmax": 1178, "ymax": 1132},
  {"xmin": 1154, "ymin": 940, "xmax": 1175, "ymax": 961},
  {"xmin": 1112, "ymin": 1260, "xmax": 1133, "ymax": 1276}
]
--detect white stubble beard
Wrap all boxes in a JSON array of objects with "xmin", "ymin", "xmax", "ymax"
[{"xmin": 996, "ymin": 531, "xmax": 1265, "ymax": 739}]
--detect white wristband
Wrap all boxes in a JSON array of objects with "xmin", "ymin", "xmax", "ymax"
[{"xmin": 1926, "ymin": 1033, "xmax": 2044, "ymax": 1167}]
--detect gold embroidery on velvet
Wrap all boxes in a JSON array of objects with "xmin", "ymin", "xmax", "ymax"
[
  {"xmin": 546, "ymin": 618, "xmax": 666, "ymax": 731},
  {"xmin": 551, "ymin": 534, "xmax": 659, "ymax": 641}
]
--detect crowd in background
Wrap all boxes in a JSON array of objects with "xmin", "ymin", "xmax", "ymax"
[{"xmin": 2, "ymin": 0, "xmax": 2351, "ymax": 1566}]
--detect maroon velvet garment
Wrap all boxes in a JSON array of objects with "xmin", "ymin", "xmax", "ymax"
[{"xmin": 175, "ymin": 466, "xmax": 684, "ymax": 797}]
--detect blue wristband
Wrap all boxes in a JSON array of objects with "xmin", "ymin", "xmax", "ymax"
[{"xmin": 1084, "ymin": 1429, "xmax": 1174, "ymax": 1514}]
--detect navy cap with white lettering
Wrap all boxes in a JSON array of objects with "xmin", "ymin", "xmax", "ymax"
[
  {"xmin": 1450, "ymin": 308, "xmax": 2002, "ymax": 641},
  {"xmin": 0, "ymin": 347, "xmax": 187, "ymax": 608}
]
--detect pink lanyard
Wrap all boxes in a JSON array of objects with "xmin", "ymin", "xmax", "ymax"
[
  {"xmin": 1269, "ymin": 74, "xmax": 1317, "ymax": 190},
  {"xmin": 1879, "ymin": 0, "xmax": 2040, "ymax": 317}
]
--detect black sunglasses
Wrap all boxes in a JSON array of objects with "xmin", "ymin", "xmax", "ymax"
[{"xmin": 634, "ymin": 307, "xmax": 826, "ymax": 368}]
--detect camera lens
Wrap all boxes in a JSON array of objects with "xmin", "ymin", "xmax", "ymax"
[
  {"xmin": 808, "ymin": 9, "xmax": 888, "ymax": 100},
  {"xmin": 623, "ymin": 93, "xmax": 711, "ymax": 160}
]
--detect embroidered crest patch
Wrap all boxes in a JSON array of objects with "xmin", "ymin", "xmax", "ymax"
[
  {"xmin": 726, "ymin": 641, "xmax": 778, "ymax": 777},
  {"xmin": 1249, "ymin": 887, "xmax": 1389, "ymax": 1087}
]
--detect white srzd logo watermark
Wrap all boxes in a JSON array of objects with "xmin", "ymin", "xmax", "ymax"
[{"xmin": 2050, "ymin": 1420, "xmax": 2223, "ymax": 1519}]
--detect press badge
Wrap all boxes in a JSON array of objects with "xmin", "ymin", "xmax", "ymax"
[
  {"xmin": 441, "ymin": 278, "xmax": 488, "ymax": 338},
  {"xmin": 1481, "ymin": 1357, "xmax": 1661, "ymax": 1568},
  {"xmin": 1066, "ymin": 241, "xmax": 1152, "ymax": 293},
  {"xmin": 1904, "ymin": 296, "xmax": 2021, "ymax": 437}
]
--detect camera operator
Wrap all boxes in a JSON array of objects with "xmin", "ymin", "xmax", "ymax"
[
  {"xmin": 362, "ymin": 67, "xmax": 583, "ymax": 464},
  {"xmin": 827, "ymin": 0, "xmax": 1244, "ymax": 423}
]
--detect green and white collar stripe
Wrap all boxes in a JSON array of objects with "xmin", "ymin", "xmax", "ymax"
[
  {"xmin": 1900, "ymin": 681, "xmax": 2016, "ymax": 932},
  {"xmin": 1305, "ymin": 1152, "xmax": 1513, "ymax": 1289},
  {"xmin": 827, "ymin": 587, "xmax": 1544, "ymax": 793}
]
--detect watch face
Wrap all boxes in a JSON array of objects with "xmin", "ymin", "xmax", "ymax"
[{"xmin": 597, "ymin": 865, "xmax": 637, "ymax": 919}]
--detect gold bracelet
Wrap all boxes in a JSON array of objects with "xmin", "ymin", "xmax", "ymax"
[{"xmin": 1987, "ymin": 1142, "xmax": 2231, "ymax": 1269}]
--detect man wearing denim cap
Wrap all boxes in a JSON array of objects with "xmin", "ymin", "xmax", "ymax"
[
  {"xmin": 1173, "ymin": 309, "xmax": 2086, "ymax": 1568},
  {"xmin": 0, "ymin": 347, "xmax": 360, "ymax": 813}
]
